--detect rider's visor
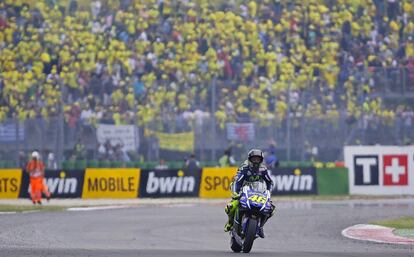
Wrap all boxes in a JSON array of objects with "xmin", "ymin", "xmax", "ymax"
[{"xmin": 249, "ymin": 156, "xmax": 262, "ymax": 164}]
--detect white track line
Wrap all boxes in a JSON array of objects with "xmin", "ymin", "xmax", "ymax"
[
  {"xmin": 0, "ymin": 202, "xmax": 199, "ymax": 214},
  {"xmin": 0, "ymin": 212, "xmax": 17, "ymax": 215},
  {"xmin": 21, "ymin": 210, "xmax": 40, "ymax": 214},
  {"xmin": 67, "ymin": 205, "xmax": 133, "ymax": 211},
  {"xmin": 160, "ymin": 203, "xmax": 196, "ymax": 208}
]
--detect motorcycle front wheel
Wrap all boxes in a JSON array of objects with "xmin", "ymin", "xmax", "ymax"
[{"xmin": 243, "ymin": 218, "xmax": 258, "ymax": 253}]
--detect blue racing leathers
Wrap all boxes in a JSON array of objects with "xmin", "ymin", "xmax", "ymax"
[{"xmin": 232, "ymin": 160, "xmax": 273, "ymax": 194}]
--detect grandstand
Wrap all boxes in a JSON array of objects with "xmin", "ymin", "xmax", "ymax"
[{"xmin": 0, "ymin": 0, "xmax": 413, "ymax": 168}]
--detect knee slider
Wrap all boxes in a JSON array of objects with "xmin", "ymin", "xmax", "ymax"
[
  {"xmin": 269, "ymin": 203, "xmax": 276, "ymax": 217},
  {"xmin": 225, "ymin": 203, "xmax": 232, "ymax": 214}
]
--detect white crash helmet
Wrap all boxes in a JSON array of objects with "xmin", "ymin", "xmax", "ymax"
[
  {"xmin": 32, "ymin": 151, "xmax": 40, "ymax": 159},
  {"xmin": 247, "ymin": 149, "xmax": 264, "ymax": 169}
]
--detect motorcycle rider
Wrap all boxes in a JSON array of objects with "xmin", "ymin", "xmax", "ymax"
[{"xmin": 224, "ymin": 149, "xmax": 275, "ymax": 238}]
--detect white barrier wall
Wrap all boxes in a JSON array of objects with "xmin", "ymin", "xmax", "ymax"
[{"xmin": 344, "ymin": 146, "xmax": 414, "ymax": 195}]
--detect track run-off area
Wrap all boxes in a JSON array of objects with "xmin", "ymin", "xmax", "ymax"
[{"xmin": 0, "ymin": 198, "xmax": 413, "ymax": 257}]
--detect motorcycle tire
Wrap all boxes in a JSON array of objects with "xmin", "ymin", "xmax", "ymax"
[
  {"xmin": 230, "ymin": 236, "xmax": 242, "ymax": 252},
  {"xmin": 243, "ymin": 218, "xmax": 258, "ymax": 253}
]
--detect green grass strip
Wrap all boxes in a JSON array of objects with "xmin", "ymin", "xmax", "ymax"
[
  {"xmin": 0, "ymin": 205, "xmax": 67, "ymax": 213},
  {"xmin": 393, "ymin": 229, "xmax": 414, "ymax": 238},
  {"xmin": 372, "ymin": 217, "xmax": 414, "ymax": 229}
]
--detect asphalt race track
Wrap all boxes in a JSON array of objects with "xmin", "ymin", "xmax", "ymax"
[{"xmin": 0, "ymin": 199, "xmax": 413, "ymax": 257}]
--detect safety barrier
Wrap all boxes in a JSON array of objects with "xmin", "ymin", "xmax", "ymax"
[
  {"xmin": 82, "ymin": 168, "xmax": 141, "ymax": 199},
  {"xmin": 0, "ymin": 167, "xmax": 349, "ymax": 199},
  {"xmin": 316, "ymin": 168, "xmax": 349, "ymax": 195},
  {"xmin": 0, "ymin": 169, "xmax": 22, "ymax": 199},
  {"xmin": 19, "ymin": 169, "xmax": 84, "ymax": 198},
  {"xmin": 199, "ymin": 167, "xmax": 238, "ymax": 198},
  {"xmin": 345, "ymin": 146, "xmax": 414, "ymax": 195},
  {"xmin": 139, "ymin": 169, "xmax": 201, "ymax": 198}
]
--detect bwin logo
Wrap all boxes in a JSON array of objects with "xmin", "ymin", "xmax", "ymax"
[
  {"xmin": 45, "ymin": 171, "xmax": 77, "ymax": 194},
  {"xmin": 146, "ymin": 171, "xmax": 195, "ymax": 194},
  {"xmin": 271, "ymin": 169, "xmax": 313, "ymax": 192}
]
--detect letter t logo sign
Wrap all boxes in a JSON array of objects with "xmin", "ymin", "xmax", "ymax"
[{"xmin": 356, "ymin": 158, "xmax": 377, "ymax": 184}]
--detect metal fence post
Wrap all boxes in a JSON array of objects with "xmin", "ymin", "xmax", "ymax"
[
  {"xmin": 15, "ymin": 118, "xmax": 20, "ymax": 166},
  {"xmin": 211, "ymin": 77, "xmax": 217, "ymax": 162},
  {"xmin": 57, "ymin": 113, "xmax": 64, "ymax": 169},
  {"xmin": 402, "ymin": 66, "xmax": 407, "ymax": 95},
  {"xmin": 57, "ymin": 85, "xmax": 65, "ymax": 168},
  {"xmin": 286, "ymin": 80, "xmax": 291, "ymax": 162},
  {"xmin": 200, "ymin": 118, "xmax": 204, "ymax": 162}
]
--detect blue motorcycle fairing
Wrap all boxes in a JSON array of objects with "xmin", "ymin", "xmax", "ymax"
[{"xmin": 239, "ymin": 187, "xmax": 272, "ymax": 214}]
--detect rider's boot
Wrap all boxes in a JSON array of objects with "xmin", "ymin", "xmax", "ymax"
[
  {"xmin": 258, "ymin": 226, "xmax": 265, "ymax": 238},
  {"xmin": 224, "ymin": 200, "xmax": 238, "ymax": 232},
  {"xmin": 257, "ymin": 217, "xmax": 268, "ymax": 238},
  {"xmin": 258, "ymin": 203, "xmax": 276, "ymax": 238}
]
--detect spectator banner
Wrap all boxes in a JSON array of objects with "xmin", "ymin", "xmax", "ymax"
[
  {"xmin": 82, "ymin": 168, "xmax": 140, "ymax": 198},
  {"xmin": 226, "ymin": 123, "xmax": 255, "ymax": 141},
  {"xmin": 96, "ymin": 124, "xmax": 138, "ymax": 152},
  {"xmin": 270, "ymin": 168, "xmax": 317, "ymax": 195},
  {"xmin": 139, "ymin": 169, "xmax": 201, "ymax": 198},
  {"xmin": 19, "ymin": 170, "xmax": 84, "ymax": 198},
  {"xmin": 0, "ymin": 169, "xmax": 22, "ymax": 199},
  {"xmin": 199, "ymin": 167, "xmax": 238, "ymax": 198},
  {"xmin": 148, "ymin": 130, "xmax": 194, "ymax": 152},
  {"xmin": 345, "ymin": 146, "xmax": 414, "ymax": 195},
  {"xmin": 0, "ymin": 122, "xmax": 24, "ymax": 142}
]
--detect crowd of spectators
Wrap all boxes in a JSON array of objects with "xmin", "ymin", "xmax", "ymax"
[{"xmin": 0, "ymin": 0, "xmax": 414, "ymax": 134}]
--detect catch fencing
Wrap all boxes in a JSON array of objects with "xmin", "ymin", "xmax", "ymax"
[
  {"xmin": 0, "ymin": 68, "xmax": 413, "ymax": 167},
  {"xmin": 0, "ymin": 113, "xmax": 411, "ymax": 168}
]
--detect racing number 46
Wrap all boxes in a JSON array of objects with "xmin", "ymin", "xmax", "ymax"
[{"xmin": 248, "ymin": 195, "xmax": 266, "ymax": 204}]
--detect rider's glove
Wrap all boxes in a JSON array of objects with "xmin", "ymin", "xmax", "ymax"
[{"xmin": 231, "ymin": 192, "xmax": 241, "ymax": 199}]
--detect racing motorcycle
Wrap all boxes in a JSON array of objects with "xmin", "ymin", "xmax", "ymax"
[{"xmin": 229, "ymin": 181, "xmax": 272, "ymax": 253}]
